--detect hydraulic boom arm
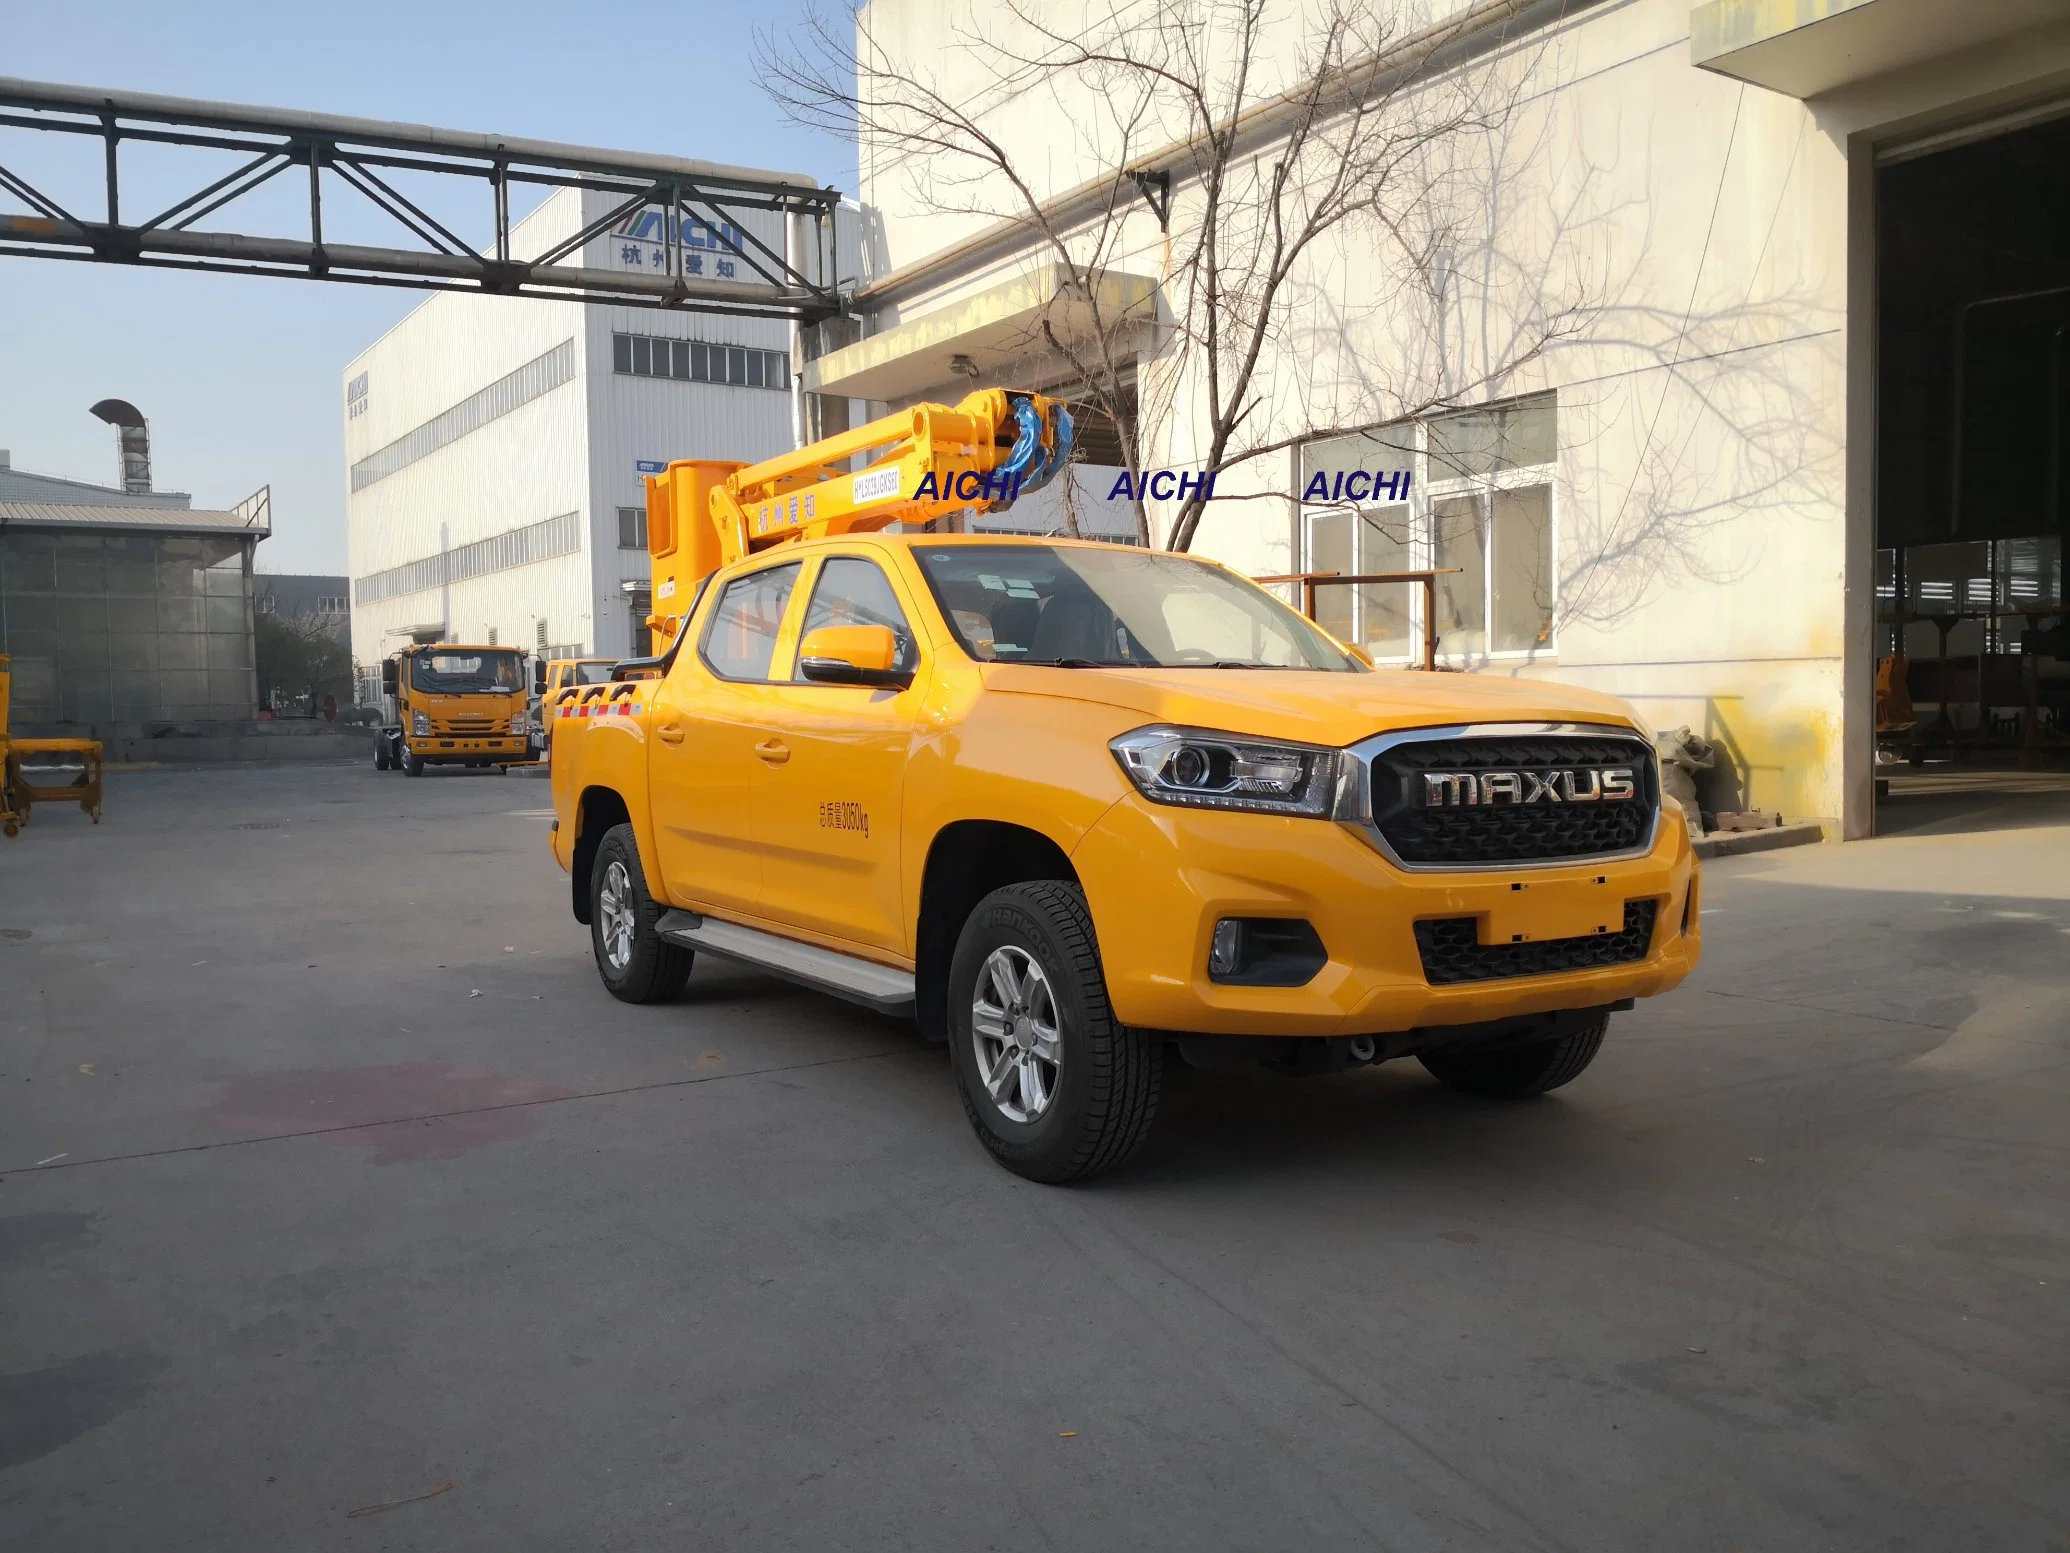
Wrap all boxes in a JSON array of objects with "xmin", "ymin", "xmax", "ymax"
[{"xmin": 644, "ymin": 388, "xmax": 1073, "ymax": 640}]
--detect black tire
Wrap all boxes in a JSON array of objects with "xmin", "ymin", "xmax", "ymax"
[
  {"xmin": 589, "ymin": 823, "xmax": 693, "ymax": 1004},
  {"xmin": 402, "ymin": 747, "xmax": 424, "ymax": 777},
  {"xmin": 1418, "ymin": 1014, "xmax": 1609, "ymax": 1098},
  {"xmin": 374, "ymin": 741, "xmax": 390, "ymax": 771},
  {"xmin": 947, "ymin": 881, "xmax": 1160, "ymax": 1183}
]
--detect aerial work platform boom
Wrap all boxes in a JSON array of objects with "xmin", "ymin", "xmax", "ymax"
[{"xmin": 643, "ymin": 388, "xmax": 1073, "ymax": 641}]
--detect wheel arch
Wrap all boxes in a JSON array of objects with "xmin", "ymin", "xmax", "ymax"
[
  {"xmin": 914, "ymin": 819, "xmax": 1081, "ymax": 1044},
  {"xmin": 570, "ymin": 784, "xmax": 634, "ymax": 924}
]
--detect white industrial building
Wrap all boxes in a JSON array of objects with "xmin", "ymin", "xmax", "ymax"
[
  {"xmin": 806, "ymin": 0, "xmax": 2070, "ymax": 839},
  {"xmin": 343, "ymin": 186, "xmax": 803, "ymax": 679}
]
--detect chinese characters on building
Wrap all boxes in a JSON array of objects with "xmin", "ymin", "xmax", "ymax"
[{"xmin": 609, "ymin": 210, "xmax": 745, "ymax": 281}]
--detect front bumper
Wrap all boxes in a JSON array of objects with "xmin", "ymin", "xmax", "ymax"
[
  {"xmin": 1071, "ymin": 795, "xmax": 1699, "ymax": 1037},
  {"xmin": 406, "ymin": 735, "xmax": 530, "ymax": 760}
]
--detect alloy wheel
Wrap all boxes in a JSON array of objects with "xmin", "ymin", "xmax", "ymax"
[
  {"xmin": 970, "ymin": 945, "xmax": 1063, "ymax": 1123},
  {"xmin": 598, "ymin": 859, "xmax": 636, "ymax": 972}
]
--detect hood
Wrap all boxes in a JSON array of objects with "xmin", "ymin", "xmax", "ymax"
[{"xmin": 981, "ymin": 663, "xmax": 1644, "ymax": 747}]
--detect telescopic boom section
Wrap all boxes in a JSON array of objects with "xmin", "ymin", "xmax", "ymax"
[{"xmin": 643, "ymin": 388, "xmax": 1073, "ymax": 640}]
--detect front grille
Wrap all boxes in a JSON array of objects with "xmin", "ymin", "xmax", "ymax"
[
  {"xmin": 444, "ymin": 717, "xmax": 494, "ymax": 733},
  {"xmin": 1415, "ymin": 900, "xmax": 1658, "ymax": 985},
  {"xmin": 1367, "ymin": 734, "xmax": 1658, "ymax": 866}
]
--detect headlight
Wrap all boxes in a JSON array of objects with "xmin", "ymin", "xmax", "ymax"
[
  {"xmin": 1109, "ymin": 725, "xmax": 1339, "ymax": 816},
  {"xmin": 411, "ymin": 710, "xmax": 430, "ymax": 736}
]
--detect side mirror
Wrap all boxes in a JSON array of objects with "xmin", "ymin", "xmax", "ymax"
[
  {"xmin": 797, "ymin": 624, "xmax": 913, "ymax": 688},
  {"xmin": 380, "ymin": 660, "xmax": 399, "ymax": 695},
  {"xmin": 533, "ymin": 659, "xmax": 548, "ymax": 694}
]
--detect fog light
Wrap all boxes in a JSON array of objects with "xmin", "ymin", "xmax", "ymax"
[{"xmin": 1206, "ymin": 917, "xmax": 1329, "ymax": 987}]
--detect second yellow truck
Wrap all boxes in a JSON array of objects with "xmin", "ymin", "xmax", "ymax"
[
  {"xmin": 549, "ymin": 391, "xmax": 1700, "ymax": 1181},
  {"xmin": 375, "ymin": 642, "xmax": 533, "ymax": 776}
]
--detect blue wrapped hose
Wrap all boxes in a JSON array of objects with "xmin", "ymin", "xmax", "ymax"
[{"xmin": 993, "ymin": 396, "xmax": 1074, "ymax": 505}]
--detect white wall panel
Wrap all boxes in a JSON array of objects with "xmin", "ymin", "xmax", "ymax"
[
  {"xmin": 344, "ymin": 187, "xmax": 816, "ymax": 666},
  {"xmin": 851, "ymin": 0, "xmax": 1864, "ymax": 823},
  {"xmin": 344, "ymin": 190, "xmax": 595, "ymax": 667},
  {"xmin": 578, "ymin": 190, "xmax": 797, "ymax": 657}
]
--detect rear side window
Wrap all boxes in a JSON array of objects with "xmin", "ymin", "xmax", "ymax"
[{"xmin": 701, "ymin": 563, "xmax": 801, "ymax": 681}]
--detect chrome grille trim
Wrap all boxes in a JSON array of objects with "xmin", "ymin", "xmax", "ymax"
[{"xmin": 1338, "ymin": 721, "xmax": 1661, "ymax": 873}]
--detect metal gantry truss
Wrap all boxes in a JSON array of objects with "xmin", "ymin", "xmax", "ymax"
[{"xmin": 0, "ymin": 77, "xmax": 844, "ymax": 322}]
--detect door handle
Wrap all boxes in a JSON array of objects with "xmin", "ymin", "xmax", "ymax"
[
  {"xmin": 755, "ymin": 738, "xmax": 791, "ymax": 765},
  {"xmin": 655, "ymin": 722, "xmax": 685, "ymax": 744}
]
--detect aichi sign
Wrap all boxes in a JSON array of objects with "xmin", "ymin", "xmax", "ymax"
[{"xmin": 608, "ymin": 209, "xmax": 747, "ymax": 280}]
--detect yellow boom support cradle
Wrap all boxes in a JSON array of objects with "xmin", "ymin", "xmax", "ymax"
[
  {"xmin": 642, "ymin": 388, "xmax": 1070, "ymax": 642},
  {"xmin": 0, "ymin": 653, "xmax": 104, "ymax": 836}
]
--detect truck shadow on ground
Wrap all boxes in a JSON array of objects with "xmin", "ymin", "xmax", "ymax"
[
  {"xmin": 1107, "ymin": 872, "xmax": 2068, "ymax": 1194},
  {"xmin": 615, "ymin": 870, "xmax": 2066, "ymax": 1205},
  {"xmin": 1120, "ymin": 1060, "xmax": 1641, "ymax": 1190}
]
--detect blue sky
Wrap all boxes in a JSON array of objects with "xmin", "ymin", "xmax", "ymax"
[{"xmin": 0, "ymin": 1, "xmax": 849, "ymax": 574}]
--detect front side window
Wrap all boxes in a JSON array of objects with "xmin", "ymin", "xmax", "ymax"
[
  {"xmin": 410, "ymin": 650, "xmax": 524, "ymax": 694},
  {"xmin": 701, "ymin": 563, "xmax": 801, "ymax": 681},
  {"xmin": 797, "ymin": 557, "xmax": 918, "ymax": 677},
  {"xmin": 916, "ymin": 546, "xmax": 1357, "ymax": 670}
]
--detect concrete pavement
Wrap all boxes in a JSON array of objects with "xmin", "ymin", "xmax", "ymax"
[{"xmin": 2, "ymin": 762, "xmax": 2066, "ymax": 1550}]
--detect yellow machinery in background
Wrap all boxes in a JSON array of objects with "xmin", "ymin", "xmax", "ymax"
[
  {"xmin": 0, "ymin": 654, "xmax": 104, "ymax": 837},
  {"xmin": 640, "ymin": 388, "xmax": 1075, "ymax": 645}
]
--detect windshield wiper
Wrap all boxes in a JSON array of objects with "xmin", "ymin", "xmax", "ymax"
[{"xmin": 1021, "ymin": 657, "xmax": 1112, "ymax": 668}]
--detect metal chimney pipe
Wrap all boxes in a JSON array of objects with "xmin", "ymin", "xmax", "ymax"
[{"xmin": 89, "ymin": 398, "xmax": 151, "ymax": 493}]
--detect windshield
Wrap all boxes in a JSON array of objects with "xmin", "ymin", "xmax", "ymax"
[
  {"xmin": 410, "ymin": 650, "xmax": 524, "ymax": 695},
  {"xmin": 915, "ymin": 545, "xmax": 1359, "ymax": 671}
]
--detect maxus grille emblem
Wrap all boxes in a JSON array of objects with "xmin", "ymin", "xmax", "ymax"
[{"xmin": 1419, "ymin": 768, "xmax": 1638, "ymax": 807}]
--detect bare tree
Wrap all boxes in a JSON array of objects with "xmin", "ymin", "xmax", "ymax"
[
  {"xmin": 256, "ymin": 611, "xmax": 354, "ymax": 715},
  {"xmin": 759, "ymin": 0, "xmax": 1586, "ymax": 550}
]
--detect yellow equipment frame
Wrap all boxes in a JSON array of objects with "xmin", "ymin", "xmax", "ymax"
[{"xmin": 1, "ymin": 654, "xmax": 106, "ymax": 836}]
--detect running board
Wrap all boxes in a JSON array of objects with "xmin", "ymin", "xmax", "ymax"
[{"xmin": 655, "ymin": 910, "xmax": 915, "ymax": 1017}]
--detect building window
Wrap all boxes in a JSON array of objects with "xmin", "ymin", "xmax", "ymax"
[
  {"xmin": 487, "ymin": 627, "xmax": 498, "ymax": 646},
  {"xmin": 1300, "ymin": 393, "xmax": 1556, "ymax": 661},
  {"xmin": 612, "ymin": 330, "xmax": 788, "ymax": 391},
  {"xmin": 536, "ymin": 619, "xmax": 548, "ymax": 650},
  {"xmin": 617, "ymin": 506, "xmax": 648, "ymax": 549}
]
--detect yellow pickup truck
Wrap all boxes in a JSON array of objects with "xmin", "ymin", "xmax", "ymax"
[{"xmin": 549, "ymin": 393, "xmax": 1699, "ymax": 1181}]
